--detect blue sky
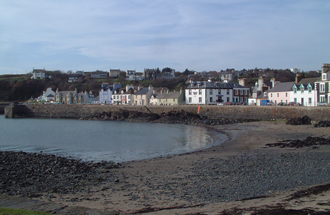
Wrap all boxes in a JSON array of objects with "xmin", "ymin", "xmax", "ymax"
[{"xmin": 0, "ymin": 0, "xmax": 329, "ymax": 75}]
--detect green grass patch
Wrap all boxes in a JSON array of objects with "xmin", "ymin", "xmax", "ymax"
[{"xmin": 0, "ymin": 208, "xmax": 51, "ymax": 215}]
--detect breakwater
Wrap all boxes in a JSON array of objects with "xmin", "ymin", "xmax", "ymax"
[{"xmin": 4, "ymin": 104, "xmax": 330, "ymax": 121}]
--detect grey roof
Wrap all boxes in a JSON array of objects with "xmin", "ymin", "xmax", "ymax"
[
  {"xmin": 264, "ymin": 81, "xmax": 272, "ymax": 87},
  {"xmin": 186, "ymin": 81, "xmax": 246, "ymax": 89},
  {"xmin": 267, "ymin": 82, "xmax": 295, "ymax": 92},
  {"xmin": 298, "ymin": 77, "xmax": 320, "ymax": 84},
  {"xmin": 136, "ymin": 88, "xmax": 150, "ymax": 95}
]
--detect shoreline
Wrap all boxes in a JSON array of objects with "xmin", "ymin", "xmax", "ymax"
[{"xmin": 1, "ymin": 121, "xmax": 330, "ymax": 214}]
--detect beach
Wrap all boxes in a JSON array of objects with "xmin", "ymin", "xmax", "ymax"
[{"xmin": 1, "ymin": 120, "xmax": 330, "ymax": 214}]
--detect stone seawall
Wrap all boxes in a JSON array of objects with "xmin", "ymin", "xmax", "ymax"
[{"xmin": 4, "ymin": 104, "xmax": 330, "ymax": 121}]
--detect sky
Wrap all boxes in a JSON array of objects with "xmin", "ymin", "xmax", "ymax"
[{"xmin": 0, "ymin": 0, "xmax": 329, "ymax": 75}]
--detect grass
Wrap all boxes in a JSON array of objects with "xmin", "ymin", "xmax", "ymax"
[{"xmin": 0, "ymin": 208, "xmax": 51, "ymax": 215}]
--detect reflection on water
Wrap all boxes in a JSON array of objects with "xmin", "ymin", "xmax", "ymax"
[{"xmin": 0, "ymin": 116, "xmax": 223, "ymax": 162}]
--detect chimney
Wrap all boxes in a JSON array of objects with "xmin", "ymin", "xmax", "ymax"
[
  {"xmin": 239, "ymin": 78, "xmax": 245, "ymax": 87},
  {"xmin": 258, "ymin": 76, "xmax": 264, "ymax": 90},
  {"xmin": 295, "ymin": 73, "xmax": 301, "ymax": 84},
  {"xmin": 270, "ymin": 78, "xmax": 276, "ymax": 88}
]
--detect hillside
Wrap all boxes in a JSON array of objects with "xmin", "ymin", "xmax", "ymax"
[{"xmin": 0, "ymin": 72, "xmax": 187, "ymax": 102}]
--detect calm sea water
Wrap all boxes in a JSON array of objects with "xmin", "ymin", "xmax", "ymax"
[{"xmin": 0, "ymin": 116, "xmax": 223, "ymax": 162}]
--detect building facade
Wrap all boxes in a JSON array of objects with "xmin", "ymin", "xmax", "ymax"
[
  {"xmin": 185, "ymin": 81, "xmax": 249, "ymax": 105},
  {"xmin": 315, "ymin": 63, "xmax": 330, "ymax": 104}
]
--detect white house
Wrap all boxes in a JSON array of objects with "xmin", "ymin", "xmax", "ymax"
[
  {"xmin": 185, "ymin": 81, "xmax": 249, "ymax": 105},
  {"xmin": 31, "ymin": 69, "xmax": 47, "ymax": 79},
  {"xmin": 290, "ymin": 83, "xmax": 317, "ymax": 106},
  {"xmin": 112, "ymin": 85, "xmax": 135, "ymax": 105}
]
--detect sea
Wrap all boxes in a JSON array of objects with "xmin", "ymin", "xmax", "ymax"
[{"xmin": 0, "ymin": 116, "xmax": 224, "ymax": 163}]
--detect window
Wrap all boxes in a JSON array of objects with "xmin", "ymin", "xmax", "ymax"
[
  {"xmin": 320, "ymin": 96, "xmax": 325, "ymax": 102},
  {"xmin": 210, "ymin": 97, "xmax": 213, "ymax": 103},
  {"xmin": 227, "ymin": 97, "xmax": 229, "ymax": 102},
  {"xmin": 245, "ymin": 90, "xmax": 247, "ymax": 95},
  {"xmin": 240, "ymin": 90, "xmax": 243, "ymax": 95},
  {"xmin": 308, "ymin": 87, "xmax": 312, "ymax": 93},
  {"xmin": 286, "ymin": 92, "xmax": 288, "ymax": 97},
  {"xmin": 210, "ymin": 90, "xmax": 212, "ymax": 95},
  {"xmin": 227, "ymin": 90, "xmax": 229, "ymax": 95},
  {"xmin": 277, "ymin": 93, "xmax": 279, "ymax": 97},
  {"xmin": 189, "ymin": 97, "xmax": 192, "ymax": 103},
  {"xmin": 294, "ymin": 98, "xmax": 297, "ymax": 103},
  {"xmin": 199, "ymin": 89, "xmax": 202, "ymax": 95},
  {"xmin": 301, "ymin": 87, "xmax": 304, "ymax": 93},
  {"xmin": 189, "ymin": 90, "xmax": 192, "ymax": 95},
  {"xmin": 240, "ymin": 97, "xmax": 243, "ymax": 102},
  {"xmin": 271, "ymin": 93, "xmax": 273, "ymax": 98},
  {"xmin": 322, "ymin": 74, "xmax": 326, "ymax": 80},
  {"xmin": 199, "ymin": 97, "xmax": 202, "ymax": 103},
  {"xmin": 320, "ymin": 84, "xmax": 325, "ymax": 92},
  {"xmin": 308, "ymin": 98, "xmax": 312, "ymax": 104},
  {"xmin": 218, "ymin": 90, "xmax": 221, "ymax": 94},
  {"xmin": 294, "ymin": 88, "xmax": 297, "ymax": 94}
]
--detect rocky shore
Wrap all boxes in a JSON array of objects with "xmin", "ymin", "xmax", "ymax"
[
  {"xmin": 87, "ymin": 109, "xmax": 258, "ymax": 126},
  {"xmin": 0, "ymin": 151, "xmax": 121, "ymax": 198}
]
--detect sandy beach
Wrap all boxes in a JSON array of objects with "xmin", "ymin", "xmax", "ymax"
[{"xmin": 18, "ymin": 120, "xmax": 328, "ymax": 214}]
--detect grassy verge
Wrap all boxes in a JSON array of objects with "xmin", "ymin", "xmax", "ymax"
[{"xmin": 0, "ymin": 208, "xmax": 51, "ymax": 215}]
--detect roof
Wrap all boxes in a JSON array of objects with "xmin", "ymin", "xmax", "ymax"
[
  {"xmin": 136, "ymin": 88, "xmax": 150, "ymax": 95},
  {"xmin": 187, "ymin": 81, "xmax": 248, "ymax": 89},
  {"xmin": 124, "ymin": 88, "xmax": 135, "ymax": 95},
  {"xmin": 267, "ymin": 82, "xmax": 295, "ymax": 92},
  {"xmin": 298, "ymin": 77, "xmax": 320, "ymax": 84},
  {"xmin": 294, "ymin": 83, "xmax": 315, "ymax": 90}
]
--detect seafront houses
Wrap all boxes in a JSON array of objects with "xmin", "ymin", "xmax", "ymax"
[
  {"xmin": 134, "ymin": 86, "xmax": 154, "ymax": 105},
  {"xmin": 291, "ymin": 82, "xmax": 317, "ymax": 106},
  {"xmin": 185, "ymin": 80, "xmax": 249, "ymax": 105},
  {"xmin": 39, "ymin": 87, "xmax": 56, "ymax": 103},
  {"xmin": 150, "ymin": 89, "xmax": 185, "ymax": 106},
  {"xmin": 267, "ymin": 82, "xmax": 295, "ymax": 105},
  {"xmin": 248, "ymin": 77, "xmax": 276, "ymax": 105},
  {"xmin": 315, "ymin": 63, "xmax": 330, "ymax": 104},
  {"xmin": 99, "ymin": 82, "xmax": 122, "ymax": 104},
  {"xmin": 112, "ymin": 85, "xmax": 135, "ymax": 105},
  {"xmin": 54, "ymin": 89, "xmax": 95, "ymax": 104}
]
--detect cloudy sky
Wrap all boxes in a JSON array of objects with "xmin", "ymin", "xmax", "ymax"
[{"xmin": 0, "ymin": 0, "xmax": 329, "ymax": 75}]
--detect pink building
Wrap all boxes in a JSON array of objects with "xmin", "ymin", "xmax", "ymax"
[{"xmin": 267, "ymin": 82, "xmax": 295, "ymax": 105}]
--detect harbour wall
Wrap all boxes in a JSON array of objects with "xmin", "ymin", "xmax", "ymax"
[{"xmin": 4, "ymin": 104, "xmax": 330, "ymax": 121}]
